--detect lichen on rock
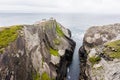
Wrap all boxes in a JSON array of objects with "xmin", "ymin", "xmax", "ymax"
[{"xmin": 79, "ymin": 23, "xmax": 120, "ymax": 80}]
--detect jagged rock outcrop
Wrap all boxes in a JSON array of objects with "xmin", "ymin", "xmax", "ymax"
[
  {"xmin": 79, "ymin": 23, "xmax": 120, "ymax": 80},
  {"xmin": 0, "ymin": 19, "xmax": 76, "ymax": 80}
]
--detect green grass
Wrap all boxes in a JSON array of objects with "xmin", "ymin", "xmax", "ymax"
[
  {"xmin": 104, "ymin": 40, "xmax": 120, "ymax": 58},
  {"xmin": 33, "ymin": 72, "xmax": 54, "ymax": 80},
  {"xmin": 33, "ymin": 72, "xmax": 40, "ymax": 80},
  {"xmin": 41, "ymin": 72, "xmax": 50, "ymax": 80},
  {"xmin": 105, "ymin": 40, "xmax": 120, "ymax": 49},
  {"xmin": 89, "ymin": 56, "xmax": 101, "ymax": 65},
  {"xmin": 109, "ymin": 52, "xmax": 120, "ymax": 58},
  {"xmin": 54, "ymin": 38, "xmax": 60, "ymax": 45},
  {"xmin": 0, "ymin": 25, "xmax": 22, "ymax": 53},
  {"xmin": 49, "ymin": 48, "xmax": 59, "ymax": 56},
  {"xmin": 56, "ymin": 24, "xmax": 64, "ymax": 37}
]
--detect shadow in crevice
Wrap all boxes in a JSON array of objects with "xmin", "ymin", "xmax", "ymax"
[{"xmin": 79, "ymin": 46, "xmax": 88, "ymax": 80}]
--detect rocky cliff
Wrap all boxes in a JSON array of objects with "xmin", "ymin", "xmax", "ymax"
[
  {"xmin": 0, "ymin": 19, "xmax": 76, "ymax": 80},
  {"xmin": 79, "ymin": 23, "xmax": 120, "ymax": 80}
]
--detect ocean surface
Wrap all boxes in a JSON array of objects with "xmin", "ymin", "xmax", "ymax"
[{"xmin": 0, "ymin": 13, "xmax": 120, "ymax": 80}]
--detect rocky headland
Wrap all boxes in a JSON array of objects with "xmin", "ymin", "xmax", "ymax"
[
  {"xmin": 79, "ymin": 23, "xmax": 120, "ymax": 80},
  {"xmin": 0, "ymin": 19, "xmax": 76, "ymax": 80}
]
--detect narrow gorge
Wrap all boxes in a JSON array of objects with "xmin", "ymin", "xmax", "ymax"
[{"xmin": 0, "ymin": 17, "xmax": 120, "ymax": 80}]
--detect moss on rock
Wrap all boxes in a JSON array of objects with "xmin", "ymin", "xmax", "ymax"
[
  {"xmin": 33, "ymin": 72, "xmax": 40, "ymax": 80},
  {"xmin": 33, "ymin": 72, "xmax": 51, "ymax": 80},
  {"xmin": 56, "ymin": 24, "xmax": 64, "ymax": 37},
  {"xmin": 49, "ymin": 48, "xmax": 59, "ymax": 56},
  {"xmin": 53, "ymin": 38, "xmax": 60, "ymax": 45},
  {"xmin": 89, "ymin": 56, "xmax": 101, "ymax": 65},
  {"xmin": 41, "ymin": 72, "xmax": 50, "ymax": 80}
]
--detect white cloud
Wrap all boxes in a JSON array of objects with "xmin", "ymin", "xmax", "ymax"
[{"xmin": 0, "ymin": 0, "xmax": 120, "ymax": 14}]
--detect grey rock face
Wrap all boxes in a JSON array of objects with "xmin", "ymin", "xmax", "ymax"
[
  {"xmin": 84, "ymin": 24, "xmax": 120, "ymax": 53},
  {"xmin": 0, "ymin": 19, "xmax": 75, "ymax": 80},
  {"xmin": 79, "ymin": 23, "xmax": 120, "ymax": 80}
]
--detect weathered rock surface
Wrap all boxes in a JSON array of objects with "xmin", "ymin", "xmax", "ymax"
[
  {"xmin": 0, "ymin": 19, "xmax": 75, "ymax": 80},
  {"xmin": 79, "ymin": 23, "xmax": 120, "ymax": 80}
]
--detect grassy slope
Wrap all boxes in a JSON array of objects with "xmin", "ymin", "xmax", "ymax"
[
  {"xmin": 0, "ymin": 25, "xmax": 22, "ymax": 53},
  {"xmin": 104, "ymin": 40, "xmax": 120, "ymax": 58}
]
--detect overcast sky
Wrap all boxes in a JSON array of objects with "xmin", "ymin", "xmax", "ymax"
[{"xmin": 0, "ymin": 0, "xmax": 120, "ymax": 14}]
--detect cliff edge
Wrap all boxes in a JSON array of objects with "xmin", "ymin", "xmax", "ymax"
[
  {"xmin": 79, "ymin": 23, "xmax": 120, "ymax": 80},
  {"xmin": 0, "ymin": 19, "xmax": 76, "ymax": 80}
]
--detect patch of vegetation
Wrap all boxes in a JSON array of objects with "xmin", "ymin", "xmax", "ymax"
[
  {"xmin": 89, "ymin": 56, "xmax": 101, "ymax": 65},
  {"xmin": 0, "ymin": 25, "xmax": 22, "ymax": 53},
  {"xmin": 33, "ymin": 72, "xmax": 54, "ymax": 80},
  {"xmin": 105, "ymin": 40, "xmax": 120, "ymax": 49},
  {"xmin": 109, "ymin": 52, "xmax": 120, "ymax": 58},
  {"xmin": 54, "ymin": 38, "xmax": 60, "ymax": 45},
  {"xmin": 0, "ymin": 48, "xmax": 5, "ymax": 53},
  {"xmin": 96, "ymin": 66, "xmax": 103, "ymax": 70},
  {"xmin": 104, "ymin": 40, "xmax": 120, "ymax": 58},
  {"xmin": 41, "ymin": 72, "xmax": 50, "ymax": 80},
  {"xmin": 56, "ymin": 24, "xmax": 64, "ymax": 37},
  {"xmin": 100, "ymin": 78, "xmax": 104, "ymax": 80},
  {"xmin": 49, "ymin": 48, "xmax": 59, "ymax": 56},
  {"xmin": 33, "ymin": 72, "xmax": 40, "ymax": 80}
]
